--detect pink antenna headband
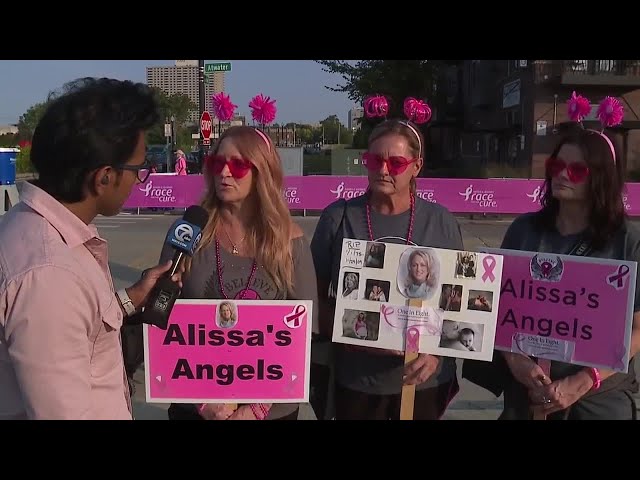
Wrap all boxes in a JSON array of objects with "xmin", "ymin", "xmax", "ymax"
[
  {"xmin": 211, "ymin": 92, "xmax": 277, "ymax": 151},
  {"xmin": 364, "ymin": 94, "xmax": 432, "ymax": 156},
  {"xmin": 566, "ymin": 91, "xmax": 624, "ymax": 164}
]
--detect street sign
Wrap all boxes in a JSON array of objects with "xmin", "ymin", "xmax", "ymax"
[
  {"xmin": 203, "ymin": 138, "xmax": 211, "ymax": 147},
  {"xmin": 200, "ymin": 111, "xmax": 212, "ymax": 143},
  {"xmin": 164, "ymin": 123, "xmax": 172, "ymax": 138},
  {"xmin": 205, "ymin": 62, "xmax": 232, "ymax": 74}
]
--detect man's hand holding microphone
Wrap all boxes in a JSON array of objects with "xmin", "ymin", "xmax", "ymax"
[{"xmin": 116, "ymin": 205, "xmax": 209, "ymax": 325}]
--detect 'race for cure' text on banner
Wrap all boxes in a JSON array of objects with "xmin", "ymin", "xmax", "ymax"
[{"xmin": 143, "ymin": 300, "xmax": 312, "ymax": 404}]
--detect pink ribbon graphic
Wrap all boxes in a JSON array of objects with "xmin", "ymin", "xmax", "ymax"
[
  {"xmin": 405, "ymin": 327, "xmax": 420, "ymax": 353},
  {"xmin": 481, "ymin": 255, "xmax": 497, "ymax": 283},
  {"xmin": 607, "ymin": 264, "xmax": 630, "ymax": 290},
  {"xmin": 612, "ymin": 345, "xmax": 627, "ymax": 372},
  {"xmin": 284, "ymin": 304, "xmax": 307, "ymax": 328}
]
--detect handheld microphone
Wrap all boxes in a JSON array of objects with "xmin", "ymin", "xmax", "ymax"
[{"xmin": 141, "ymin": 205, "xmax": 209, "ymax": 329}]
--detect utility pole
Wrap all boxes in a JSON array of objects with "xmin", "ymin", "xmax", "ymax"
[{"xmin": 198, "ymin": 60, "xmax": 206, "ymax": 168}]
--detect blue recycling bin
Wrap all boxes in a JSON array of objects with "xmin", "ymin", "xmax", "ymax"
[{"xmin": 0, "ymin": 148, "xmax": 18, "ymax": 185}]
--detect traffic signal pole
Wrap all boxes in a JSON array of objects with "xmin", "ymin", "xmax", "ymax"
[{"xmin": 198, "ymin": 59, "xmax": 206, "ymax": 170}]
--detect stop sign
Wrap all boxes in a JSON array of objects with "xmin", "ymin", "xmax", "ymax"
[{"xmin": 200, "ymin": 111, "xmax": 212, "ymax": 141}]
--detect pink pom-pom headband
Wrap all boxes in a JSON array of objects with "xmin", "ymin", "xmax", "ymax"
[
  {"xmin": 210, "ymin": 92, "xmax": 276, "ymax": 151},
  {"xmin": 566, "ymin": 90, "xmax": 624, "ymax": 163},
  {"xmin": 211, "ymin": 92, "xmax": 237, "ymax": 122},
  {"xmin": 363, "ymin": 94, "xmax": 432, "ymax": 157}
]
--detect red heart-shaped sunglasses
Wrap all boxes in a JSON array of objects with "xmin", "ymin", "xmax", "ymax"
[
  {"xmin": 205, "ymin": 155, "xmax": 253, "ymax": 179},
  {"xmin": 545, "ymin": 156, "xmax": 590, "ymax": 183},
  {"xmin": 362, "ymin": 152, "xmax": 418, "ymax": 176}
]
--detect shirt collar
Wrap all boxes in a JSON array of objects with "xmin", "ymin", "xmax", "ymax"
[{"xmin": 20, "ymin": 182, "xmax": 101, "ymax": 248}]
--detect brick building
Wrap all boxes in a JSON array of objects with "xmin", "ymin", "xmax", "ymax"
[{"xmin": 429, "ymin": 60, "xmax": 640, "ymax": 178}]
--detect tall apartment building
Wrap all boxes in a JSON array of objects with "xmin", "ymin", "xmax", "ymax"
[{"xmin": 146, "ymin": 60, "xmax": 225, "ymax": 124}]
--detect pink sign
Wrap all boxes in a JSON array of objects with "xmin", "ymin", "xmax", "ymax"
[
  {"xmin": 144, "ymin": 299, "xmax": 312, "ymax": 403},
  {"xmin": 122, "ymin": 174, "xmax": 640, "ymax": 216},
  {"xmin": 485, "ymin": 248, "xmax": 636, "ymax": 372}
]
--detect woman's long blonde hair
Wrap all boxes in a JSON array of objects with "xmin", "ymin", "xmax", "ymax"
[{"xmin": 186, "ymin": 126, "xmax": 294, "ymax": 293}]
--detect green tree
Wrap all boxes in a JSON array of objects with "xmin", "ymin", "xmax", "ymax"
[
  {"xmin": 151, "ymin": 88, "xmax": 196, "ymax": 126},
  {"xmin": 16, "ymin": 145, "xmax": 32, "ymax": 174},
  {"xmin": 295, "ymin": 125, "xmax": 314, "ymax": 144},
  {"xmin": 352, "ymin": 125, "xmax": 372, "ymax": 149},
  {"xmin": 315, "ymin": 60, "xmax": 442, "ymax": 117},
  {"xmin": 319, "ymin": 115, "xmax": 352, "ymax": 145},
  {"xmin": 146, "ymin": 88, "xmax": 197, "ymax": 147},
  {"xmin": 0, "ymin": 133, "xmax": 18, "ymax": 148},
  {"xmin": 17, "ymin": 102, "xmax": 50, "ymax": 141}
]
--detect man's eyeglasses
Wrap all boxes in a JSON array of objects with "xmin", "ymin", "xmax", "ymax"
[{"xmin": 118, "ymin": 161, "xmax": 154, "ymax": 183}]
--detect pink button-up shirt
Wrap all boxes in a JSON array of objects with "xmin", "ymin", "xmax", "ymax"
[{"xmin": 0, "ymin": 182, "xmax": 132, "ymax": 420}]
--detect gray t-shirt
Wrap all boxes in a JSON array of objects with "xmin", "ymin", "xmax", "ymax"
[
  {"xmin": 311, "ymin": 194, "xmax": 464, "ymax": 395},
  {"xmin": 160, "ymin": 222, "xmax": 318, "ymax": 419},
  {"xmin": 501, "ymin": 212, "xmax": 640, "ymax": 389}
]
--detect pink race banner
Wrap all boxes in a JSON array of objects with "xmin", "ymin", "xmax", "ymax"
[
  {"xmin": 483, "ymin": 248, "xmax": 636, "ymax": 372},
  {"xmin": 144, "ymin": 299, "xmax": 313, "ymax": 404},
  {"xmin": 122, "ymin": 174, "xmax": 640, "ymax": 216}
]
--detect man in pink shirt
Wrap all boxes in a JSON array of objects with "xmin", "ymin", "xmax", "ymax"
[{"xmin": 0, "ymin": 78, "xmax": 179, "ymax": 420}]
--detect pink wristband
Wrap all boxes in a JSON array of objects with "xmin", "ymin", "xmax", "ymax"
[
  {"xmin": 250, "ymin": 403, "xmax": 267, "ymax": 420},
  {"xmin": 198, "ymin": 403, "xmax": 207, "ymax": 414},
  {"xmin": 587, "ymin": 368, "xmax": 601, "ymax": 391}
]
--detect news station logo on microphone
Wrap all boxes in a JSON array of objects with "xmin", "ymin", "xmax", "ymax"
[{"xmin": 169, "ymin": 221, "xmax": 203, "ymax": 255}]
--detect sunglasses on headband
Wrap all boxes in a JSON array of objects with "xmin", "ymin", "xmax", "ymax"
[
  {"xmin": 545, "ymin": 156, "xmax": 590, "ymax": 183},
  {"xmin": 362, "ymin": 152, "xmax": 418, "ymax": 176},
  {"xmin": 205, "ymin": 154, "xmax": 253, "ymax": 179}
]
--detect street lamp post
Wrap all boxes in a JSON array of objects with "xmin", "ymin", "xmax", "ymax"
[{"xmin": 171, "ymin": 115, "xmax": 176, "ymax": 152}]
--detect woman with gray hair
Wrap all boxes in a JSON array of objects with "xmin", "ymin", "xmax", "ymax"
[{"xmin": 311, "ymin": 97, "xmax": 464, "ymax": 420}]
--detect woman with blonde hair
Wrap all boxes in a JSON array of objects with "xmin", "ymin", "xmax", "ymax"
[
  {"xmin": 159, "ymin": 94, "xmax": 318, "ymax": 421},
  {"xmin": 217, "ymin": 301, "xmax": 236, "ymax": 328},
  {"xmin": 404, "ymin": 248, "xmax": 437, "ymax": 299}
]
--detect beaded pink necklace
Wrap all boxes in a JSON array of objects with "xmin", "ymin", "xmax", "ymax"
[
  {"xmin": 215, "ymin": 237, "xmax": 258, "ymax": 299},
  {"xmin": 365, "ymin": 193, "xmax": 416, "ymax": 244}
]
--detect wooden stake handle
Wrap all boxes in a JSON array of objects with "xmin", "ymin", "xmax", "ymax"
[
  {"xmin": 400, "ymin": 299, "xmax": 423, "ymax": 420},
  {"xmin": 400, "ymin": 350, "xmax": 419, "ymax": 420}
]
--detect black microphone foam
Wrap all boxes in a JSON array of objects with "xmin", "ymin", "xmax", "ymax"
[
  {"xmin": 183, "ymin": 205, "xmax": 209, "ymax": 230},
  {"xmin": 141, "ymin": 204, "xmax": 209, "ymax": 329}
]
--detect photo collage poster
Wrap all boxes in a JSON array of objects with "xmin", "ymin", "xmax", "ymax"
[{"xmin": 332, "ymin": 239, "xmax": 504, "ymax": 361}]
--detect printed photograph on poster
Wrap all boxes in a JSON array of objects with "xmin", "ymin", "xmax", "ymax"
[
  {"xmin": 365, "ymin": 279, "xmax": 391, "ymax": 303},
  {"xmin": 438, "ymin": 284, "xmax": 463, "ymax": 312},
  {"xmin": 332, "ymin": 239, "xmax": 504, "ymax": 361},
  {"xmin": 455, "ymin": 252, "xmax": 478, "ymax": 279},
  {"xmin": 216, "ymin": 301, "xmax": 238, "ymax": 328},
  {"xmin": 467, "ymin": 290, "xmax": 494, "ymax": 312},
  {"xmin": 439, "ymin": 320, "xmax": 485, "ymax": 353},
  {"xmin": 341, "ymin": 309, "xmax": 380, "ymax": 341},
  {"xmin": 482, "ymin": 247, "xmax": 636, "ymax": 372},
  {"xmin": 341, "ymin": 271, "xmax": 360, "ymax": 300},
  {"xmin": 397, "ymin": 247, "xmax": 440, "ymax": 300},
  {"xmin": 144, "ymin": 299, "xmax": 313, "ymax": 404},
  {"xmin": 364, "ymin": 242, "xmax": 386, "ymax": 269}
]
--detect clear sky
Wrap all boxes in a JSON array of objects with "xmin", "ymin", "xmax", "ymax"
[{"xmin": 0, "ymin": 60, "xmax": 355, "ymax": 126}]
